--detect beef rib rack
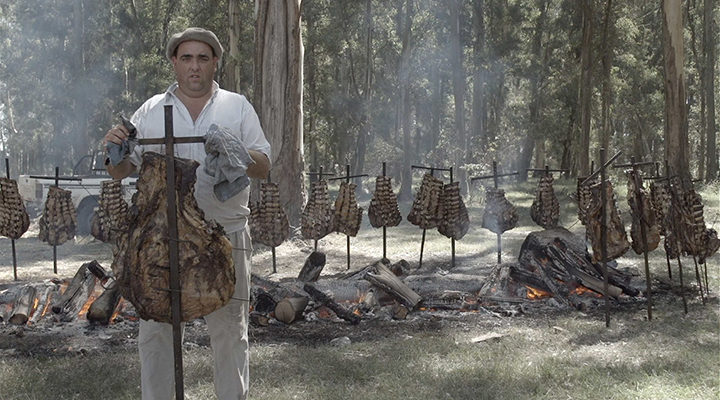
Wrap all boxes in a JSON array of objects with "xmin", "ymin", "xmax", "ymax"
[
  {"xmin": 368, "ymin": 175, "xmax": 402, "ymax": 228},
  {"xmin": 530, "ymin": 173, "xmax": 560, "ymax": 229},
  {"xmin": 0, "ymin": 177, "xmax": 30, "ymax": 239},
  {"xmin": 38, "ymin": 186, "xmax": 77, "ymax": 245},
  {"xmin": 250, "ymin": 181, "xmax": 290, "ymax": 247},
  {"xmin": 301, "ymin": 179, "xmax": 334, "ymax": 241},
  {"xmin": 112, "ymin": 152, "xmax": 235, "ymax": 323}
]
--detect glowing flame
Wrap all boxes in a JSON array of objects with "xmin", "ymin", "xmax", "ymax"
[
  {"xmin": 110, "ymin": 299, "xmax": 124, "ymax": 323},
  {"xmin": 352, "ymin": 308, "xmax": 362, "ymax": 316},
  {"xmin": 570, "ymin": 286, "xmax": 602, "ymax": 297},
  {"xmin": 525, "ymin": 286, "xmax": 552, "ymax": 300},
  {"xmin": 39, "ymin": 292, "xmax": 54, "ymax": 318}
]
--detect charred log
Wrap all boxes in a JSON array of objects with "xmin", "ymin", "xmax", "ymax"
[
  {"xmin": 8, "ymin": 285, "xmax": 37, "ymax": 325},
  {"xmin": 303, "ymin": 283, "xmax": 360, "ymax": 324},
  {"xmin": 363, "ymin": 261, "xmax": 422, "ymax": 309},
  {"xmin": 297, "ymin": 251, "xmax": 327, "ymax": 282},
  {"xmin": 87, "ymin": 282, "xmax": 122, "ymax": 325}
]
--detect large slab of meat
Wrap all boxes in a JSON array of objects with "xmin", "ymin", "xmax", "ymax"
[
  {"xmin": 0, "ymin": 177, "xmax": 30, "ymax": 239},
  {"xmin": 584, "ymin": 180, "xmax": 629, "ymax": 262},
  {"xmin": 38, "ymin": 186, "xmax": 76, "ymax": 245},
  {"xmin": 407, "ymin": 173, "xmax": 443, "ymax": 229},
  {"xmin": 437, "ymin": 181, "xmax": 470, "ymax": 240},
  {"xmin": 301, "ymin": 179, "xmax": 334, "ymax": 240},
  {"xmin": 250, "ymin": 182, "xmax": 290, "ymax": 247},
  {"xmin": 530, "ymin": 174, "xmax": 560, "ymax": 229},
  {"xmin": 368, "ymin": 175, "xmax": 402, "ymax": 228},
  {"xmin": 481, "ymin": 187, "xmax": 518, "ymax": 234},
  {"xmin": 626, "ymin": 170, "xmax": 661, "ymax": 254},
  {"xmin": 332, "ymin": 181, "xmax": 363, "ymax": 236},
  {"xmin": 112, "ymin": 152, "xmax": 235, "ymax": 323},
  {"xmin": 91, "ymin": 179, "xmax": 129, "ymax": 243}
]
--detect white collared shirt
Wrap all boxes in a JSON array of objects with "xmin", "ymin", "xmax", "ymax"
[{"xmin": 128, "ymin": 82, "xmax": 271, "ymax": 233}]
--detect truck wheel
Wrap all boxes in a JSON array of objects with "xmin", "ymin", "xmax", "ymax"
[{"xmin": 77, "ymin": 196, "xmax": 100, "ymax": 236}]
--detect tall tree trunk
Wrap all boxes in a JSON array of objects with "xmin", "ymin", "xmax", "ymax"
[
  {"xmin": 226, "ymin": 0, "xmax": 242, "ymax": 92},
  {"xmin": 471, "ymin": 0, "xmax": 487, "ymax": 155},
  {"xmin": 398, "ymin": 0, "xmax": 414, "ymax": 201},
  {"xmin": 599, "ymin": 0, "xmax": 614, "ymax": 152},
  {"xmin": 353, "ymin": 0, "xmax": 373, "ymax": 185},
  {"xmin": 688, "ymin": 0, "xmax": 705, "ymax": 180},
  {"xmin": 577, "ymin": 0, "xmax": 593, "ymax": 177},
  {"xmin": 254, "ymin": 0, "xmax": 305, "ymax": 224},
  {"xmin": 704, "ymin": 0, "xmax": 718, "ymax": 181},
  {"xmin": 449, "ymin": 0, "xmax": 467, "ymax": 191},
  {"xmin": 662, "ymin": 0, "xmax": 691, "ymax": 182},
  {"xmin": 519, "ymin": 0, "xmax": 549, "ymax": 182}
]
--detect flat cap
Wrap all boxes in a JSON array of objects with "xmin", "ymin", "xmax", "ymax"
[{"xmin": 166, "ymin": 27, "xmax": 223, "ymax": 61}]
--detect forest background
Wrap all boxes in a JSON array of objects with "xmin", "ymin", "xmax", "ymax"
[{"xmin": 0, "ymin": 0, "xmax": 717, "ymax": 222}]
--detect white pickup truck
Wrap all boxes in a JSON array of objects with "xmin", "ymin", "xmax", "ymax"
[{"xmin": 16, "ymin": 151, "xmax": 137, "ymax": 236}]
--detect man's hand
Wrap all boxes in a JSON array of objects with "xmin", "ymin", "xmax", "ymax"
[
  {"xmin": 104, "ymin": 124, "xmax": 136, "ymax": 180},
  {"xmin": 105, "ymin": 124, "xmax": 130, "ymax": 145}
]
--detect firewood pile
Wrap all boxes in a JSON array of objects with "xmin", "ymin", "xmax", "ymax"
[
  {"xmin": 301, "ymin": 179, "xmax": 334, "ymax": 240},
  {"xmin": 367, "ymin": 175, "xmax": 402, "ymax": 228},
  {"xmin": 407, "ymin": 173, "xmax": 443, "ymax": 229},
  {"xmin": 91, "ymin": 179, "xmax": 129, "ymax": 243},
  {"xmin": 112, "ymin": 152, "xmax": 235, "ymax": 323},
  {"xmin": 437, "ymin": 182, "xmax": 470, "ymax": 240},
  {"xmin": 38, "ymin": 186, "xmax": 77, "ymax": 246},
  {"xmin": 0, "ymin": 177, "xmax": 30, "ymax": 239},
  {"xmin": 332, "ymin": 181, "xmax": 363, "ymax": 236},
  {"xmin": 583, "ymin": 180, "xmax": 630, "ymax": 262},
  {"xmin": 250, "ymin": 182, "xmax": 290, "ymax": 247},
  {"xmin": 530, "ymin": 174, "xmax": 560, "ymax": 229},
  {"xmin": 625, "ymin": 170, "xmax": 661, "ymax": 254},
  {"xmin": 481, "ymin": 187, "xmax": 518, "ymax": 234}
]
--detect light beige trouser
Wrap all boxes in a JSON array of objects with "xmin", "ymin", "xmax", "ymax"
[{"xmin": 139, "ymin": 230, "xmax": 252, "ymax": 400}]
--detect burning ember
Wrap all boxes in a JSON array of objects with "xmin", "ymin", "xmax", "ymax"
[{"xmin": 525, "ymin": 286, "xmax": 552, "ymax": 300}]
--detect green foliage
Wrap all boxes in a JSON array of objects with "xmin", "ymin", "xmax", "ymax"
[{"xmin": 0, "ymin": 0, "xmax": 717, "ymax": 182}]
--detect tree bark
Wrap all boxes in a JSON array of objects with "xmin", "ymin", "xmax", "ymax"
[
  {"xmin": 449, "ymin": 0, "xmax": 468, "ymax": 191},
  {"xmin": 662, "ymin": 0, "xmax": 691, "ymax": 183},
  {"xmin": 254, "ymin": 0, "xmax": 305, "ymax": 224},
  {"xmin": 703, "ymin": 0, "xmax": 718, "ymax": 181},
  {"xmin": 471, "ymin": 0, "xmax": 488, "ymax": 154},
  {"xmin": 577, "ymin": 0, "xmax": 593, "ymax": 177},
  {"xmin": 599, "ymin": 0, "xmax": 614, "ymax": 152},
  {"xmin": 226, "ymin": 0, "xmax": 243, "ymax": 92},
  {"xmin": 397, "ymin": 0, "xmax": 415, "ymax": 201}
]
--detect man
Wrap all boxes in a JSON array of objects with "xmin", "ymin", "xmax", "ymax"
[{"xmin": 104, "ymin": 27, "xmax": 270, "ymax": 400}]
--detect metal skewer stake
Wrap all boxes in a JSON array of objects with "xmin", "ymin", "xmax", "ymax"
[
  {"xmin": 382, "ymin": 162, "xmax": 387, "ymax": 260},
  {"xmin": 6, "ymin": 158, "xmax": 18, "ymax": 280},
  {"xmin": 328, "ymin": 165, "xmax": 367, "ymax": 270},
  {"xmin": 411, "ymin": 164, "xmax": 452, "ymax": 269},
  {"xmin": 664, "ymin": 160, "xmax": 688, "ymax": 314},
  {"xmin": 599, "ymin": 148, "xmax": 611, "ymax": 328},
  {"xmin": 136, "ymin": 106, "xmax": 206, "ymax": 400},
  {"xmin": 613, "ymin": 157, "xmax": 654, "ymax": 320},
  {"xmin": 53, "ymin": 167, "xmax": 59, "ymax": 274},
  {"xmin": 469, "ymin": 161, "xmax": 519, "ymax": 264},
  {"xmin": 307, "ymin": 166, "xmax": 334, "ymax": 252}
]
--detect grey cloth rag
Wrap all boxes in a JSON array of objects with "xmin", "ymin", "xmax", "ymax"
[
  {"xmin": 106, "ymin": 114, "xmax": 138, "ymax": 166},
  {"xmin": 204, "ymin": 124, "xmax": 255, "ymax": 202},
  {"xmin": 106, "ymin": 139, "xmax": 137, "ymax": 166}
]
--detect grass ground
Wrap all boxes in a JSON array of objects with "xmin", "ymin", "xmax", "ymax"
[{"xmin": 0, "ymin": 179, "xmax": 718, "ymax": 400}]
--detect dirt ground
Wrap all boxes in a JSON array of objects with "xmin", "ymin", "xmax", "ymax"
[{"xmin": 0, "ymin": 193, "xmax": 716, "ymax": 359}]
